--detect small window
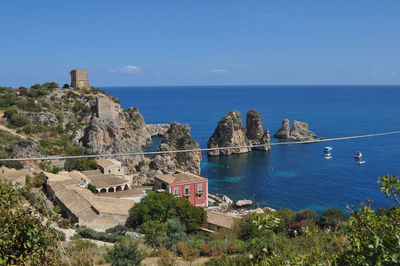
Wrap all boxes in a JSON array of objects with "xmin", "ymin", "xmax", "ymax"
[
  {"xmin": 184, "ymin": 187, "xmax": 190, "ymax": 196},
  {"xmin": 174, "ymin": 188, "xmax": 179, "ymax": 197},
  {"xmin": 108, "ymin": 170, "xmax": 111, "ymax": 173},
  {"xmin": 197, "ymin": 184, "xmax": 202, "ymax": 194}
]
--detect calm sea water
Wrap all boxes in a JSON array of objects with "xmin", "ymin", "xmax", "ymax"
[{"xmin": 103, "ymin": 86, "xmax": 400, "ymax": 212}]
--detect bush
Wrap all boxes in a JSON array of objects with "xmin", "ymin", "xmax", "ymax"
[
  {"xmin": 318, "ymin": 207, "xmax": 348, "ymax": 230},
  {"xmin": 164, "ymin": 218, "xmax": 187, "ymax": 250},
  {"xmin": 77, "ymin": 228, "xmax": 124, "ymax": 243},
  {"xmin": 127, "ymin": 192, "xmax": 206, "ymax": 232},
  {"xmin": 8, "ymin": 113, "xmax": 30, "ymax": 128},
  {"xmin": 104, "ymin": 238, "xmax": 145, "ymax": 266},
  {"xmin": 51, "ymin": 228, "xmax": 66, "ymax": 241},
  {"xmin": 65, "ymin": 158, "xmax": 99, "ymax": 171},
  {"xmin": 141, "ymin": 220, "xmax": 167, "ymax": 247},
  {"xmin": 106, "ymin": 225, "xmax": 128, "ymax": 235},
  {"xmin": 294, "ymin": 209, "xmax": 318, "ymax": 223},
  {"xmin": 53, "ymin": 205, "xmax": 62, "ymax": 214},
  {"xmin": 87, "ymin": 183, "xmax": 97, "ymax": 194}
]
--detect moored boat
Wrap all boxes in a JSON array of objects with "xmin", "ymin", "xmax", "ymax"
[
  {"xmin": 354, "ymin": 151, "xmax": 362, "ymax": 159},
  {"xmin": 324, "ymin": 147, "xmax": 333, "ymax": 152}
]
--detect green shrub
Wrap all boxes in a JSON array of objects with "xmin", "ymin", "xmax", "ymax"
[
  {"xmin": 104, "ymin": 238, "xmax": 145, "ymax": 266},
  {"xmin": 77, "ymin": 228, "xmax": 124, "ymax": 243},
  {"xmin": 65, "ymin": 158, "xmax": 98, "ymax": 171},
  {"xmin": 8, "ymin": 113, "xmax": 30, "ymax": 128},
  {"xmin": 87, "ymin": 183, "xmax": 97, "ymax": 194},
  {"xmin": 105, "ymin": 225, "xmax": 128, "ymax": 235},
  {"xmin": 53, "ymin": 205, "xmax": 62, "ymax": 214},
  {"xmin": 294, "ymin": 209, "xmax": 318, "ymax": 223},
  {"xmin": 141, "ymin": 220, "xmax": 167, "ymax": 247},
  {"xmin": 318, "ymin": 207, "xmax": 348, "ymax": 230},
  {"xmin": 164, "ymin": 218, "xmax": 187, "ymax": 250}
]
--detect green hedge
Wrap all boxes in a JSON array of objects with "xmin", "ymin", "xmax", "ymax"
[{"xmin": 76, "ymin": 228, "xmax": 124, "ymax": 243}]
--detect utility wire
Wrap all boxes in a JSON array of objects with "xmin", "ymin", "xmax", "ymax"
[{"xmin": 0, "ymin": 130, "xmax": 399, "ymax": 162}]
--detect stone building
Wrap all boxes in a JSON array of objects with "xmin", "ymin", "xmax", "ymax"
[
  {"xmin": 97, "ymin": 158, "xmax": 125, "ymax": 176},
  {"xmin": 70, "ymin": 69, "xmax": 90, "ymax": 88},
  {"xmin": 82, "ymin": 169, "xmax": 131, "ymax": 193},
  {"xmin": 96, "ymin": 94, "xmax": 121, "ymax": 122}
]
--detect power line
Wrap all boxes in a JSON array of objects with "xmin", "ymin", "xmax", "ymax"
[{"xmin": 1, "ymin": 130, "xmax": 399, "ymax": 162}]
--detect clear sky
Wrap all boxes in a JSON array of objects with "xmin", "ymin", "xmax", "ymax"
[{"xmin": 1, "ymin": 0, "xmax": 399, "ymax": 87}]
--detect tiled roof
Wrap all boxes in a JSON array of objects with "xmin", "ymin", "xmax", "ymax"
[
  {"xmin": 87, "ymin": 174, "xmax": 129, "ymax": 188},
  {"xmin": 156, "ymin": 171, "xmax": 206, "ymax": 184},
  {"xmin": 97, "ymin": 158, "xmax": 116, "ymax": 169},
  {"xmin": 82, "ymin": 169, "xmax": 102, "ymax": 176},
  {"xmin": 97, "ymin": 188, "xmax": 146, "ymax": 198}
]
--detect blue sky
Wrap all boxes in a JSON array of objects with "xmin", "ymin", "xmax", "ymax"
[{"xmin": 1, "ymin": 0, "xmax": 399, "ymax": 87}]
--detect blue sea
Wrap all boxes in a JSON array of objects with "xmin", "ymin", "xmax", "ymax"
[{"xmin": 103, "ymin": 86, "xmax": 400, "ymax": 213}]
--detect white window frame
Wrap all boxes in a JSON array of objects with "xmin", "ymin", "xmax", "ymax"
[
  {"xmin": 173, "ymin": 188, "xmax": 179, "ymax": 197},
  {"xmin": 184, "ymin": 186, "xmax": 190, "ymax": 196}
]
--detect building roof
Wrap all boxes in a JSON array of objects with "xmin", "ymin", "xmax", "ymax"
[
  {"xmin": 82, "ymin": 169, "xmax": 102, "ymax": 176},
  {"xmin": 206, "ymin": 212, "xmax": 241, "ymax": 229},
  {"xmin": 86, "ymin": 174, "xmax": 129, "ymax": 188},
  {"xmin": 156, "ymin": 171, "xmax": 206, "ymax": 184},
  {"xmin": 97, "ymin": 158, "xmax": 121, "ymax": 169},
  {"xmin": 97, "ymin": 188, "xmax": 146, "ymax": 198}
]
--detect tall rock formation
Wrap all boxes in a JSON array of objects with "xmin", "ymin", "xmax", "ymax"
[
  {"xmin": 80, "ymin": 96, "xmax": 151, "ymax": 170},
  {"xmin": 246, "ymin": 109, "xmax": 263, "ymax": 143},
  {"xmin": 150, "ymin": 122, "xmax": 201, "ymax": 175},
  {"xmin": 246, "ymin": 109, "xmax": 270, "ymax": 151},
  {"xmin": 274, "ymin": 119, "xmax": 318, "ymax": 141},
  {"xmin": 207, "ymin": 111, "xmax": 251, "ymax": 156},
  {"xmin": 274, "ymin": 119, "xmax": 290, "ymax": 139}
]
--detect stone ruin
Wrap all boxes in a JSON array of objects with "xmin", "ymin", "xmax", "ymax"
[{"xmin": 70, "ymin": 69, "xmax": 90, "ymax": 89}]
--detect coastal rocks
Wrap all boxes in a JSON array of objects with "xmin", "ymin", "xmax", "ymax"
[
  {"xmin": 146, "ymin": 124, "xmax": 170, "ymax": 137},
  {"xmin": 254, "ymin": 129, "xmax": 271, "ymax": 152},
  {"xmin": 123, "ymin": 107, "xmax": 152, "ymax": 147},
  {"xmin": 150, "ymin": 122, "xmax": 201, "ymax": 175},
  {"xmin": 222, "ymin": 195, "xmax": 233, "ymax": 206},
  {"xmin": 207, "ymin": 111, "xmax": 251, "ymax": 156},
  {"xmin": 246, "ymin": 109, "xmax": 263, "ymax": 143},
  {"xmin": 274, "ymin": 119, "xmax": 290, "ymax": 139},
  {"xmin": 235, "ymin": 199, "xmax": 253, "ymax": 207},
  {"xmin": 274, "ymin": 119, "xmax": 318, "ymax": 141},
  {"xmin": 289, "ymin": 120, "xmax": 318, "ymax": 141}
]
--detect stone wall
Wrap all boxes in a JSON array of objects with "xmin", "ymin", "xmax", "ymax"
[{"xmin": 96, "ymin": 95, "xmax": 120, "ymax": 122}]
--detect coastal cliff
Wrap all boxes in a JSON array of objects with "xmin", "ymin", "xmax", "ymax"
[
  {"xmin": 150, "ymin": 122, "xmax": 201, "ymax": 175},
  {"xmin": 274, "ymin": 119, "xmax": 318, "ymax": 141},
  {"xmin": 207, "ymin": 111, "xmax": 251, "ymax": 156}
]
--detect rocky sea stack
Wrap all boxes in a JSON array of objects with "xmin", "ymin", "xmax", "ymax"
[
  {"xmin": 207, "ymin": 111, "xmax": 251, "ymax": 156},
  {"xmin": 150, "ymin": 122, "xmax": 201, "ymax": 175},
  {"xmin": 274, "ymin": 119, "xmax": 318, "ymax": 141},
  {"xmin": 246, "ymin": 109, "xmax": 271, "ymax": 152},
  {"xmin": 208, "ymin": 109, "xmax": 271, "ymax": 156}
]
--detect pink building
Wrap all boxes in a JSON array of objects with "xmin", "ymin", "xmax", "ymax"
[{"xmin": 154, "ymin": 171, "xmax": 208, "ymax": 208}]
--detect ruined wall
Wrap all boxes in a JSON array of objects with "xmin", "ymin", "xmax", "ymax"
[{"xmin": 96, "ymin": 95, "xmax": 120, "ymax": 122}]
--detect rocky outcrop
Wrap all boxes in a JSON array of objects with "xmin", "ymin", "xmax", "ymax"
[
  {"xmin": 246, "ymin": 109, "xmax": 271, "ymax": 151},
  {"xmin": 253, "ymin": 129, "xmax": 271, "ymax": 151},
  {"xmin": 289, "ymin": 120, "xmax": 318, "ymax": 141},
  {"xmin": 5, "ymin": 140, "xmax": 41, "ymax": 168},
  {"xmin": 80, "ymin": 102, "xmax": 152, "ymax": 170},
  {"xmin": 123, "ymin": 107, "xmax": 152, "ymax": 147},
  {"xmin": 146, "ymin": 124, "xmax": 170, "ymax": 137},
  {"xmin": 207, "ymin": 111, "xmax": 251, "ymax": 156},
  {"xmin": 274, "ymin": 119, "xmax": 318, "ymax": 141},
  {"xmin": 19, "ymin": 111, "xmax": 58, "ymax": 126},
  {"xmin": 235, "ymin": 199, "xmax": 253, "ymax": 207},
  {"xmin": 246, "ymin": 109, "xmax": 263, "ymax": 143},
  {"xmin": 150, "ymin": 122, "xmax": 201, "ymax": 175},
  {"xmin": 274, "ymin": 119, "xmax": 290, "ymax": 139}
]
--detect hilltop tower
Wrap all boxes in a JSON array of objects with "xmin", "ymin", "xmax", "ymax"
[{"xmin": 70, "ymin": 69, "xmax": 90, "ymax": 88}]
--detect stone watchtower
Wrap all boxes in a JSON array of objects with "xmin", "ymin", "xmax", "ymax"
[{"xmin": 70, "ymin": 69, "xmax": 90, "ymax": 88}]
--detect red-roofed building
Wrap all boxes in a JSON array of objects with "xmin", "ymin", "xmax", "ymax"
[{"xmin": 154, "ymin": 171, "xmax": 208, "ymax": 207}]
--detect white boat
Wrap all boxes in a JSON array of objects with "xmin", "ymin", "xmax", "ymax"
[
  {"xmin": 357, "ymin": 160, "xmax": 366, "ymax": 164},
  {"xmin": 325, "ymin": 154, "xmax": 332, "ymax": 160},
  {"xmin": 354, "ymin": 151, "xmax": 362, "ymax": 159},
  {"xmin": 324, "ymin": 147, "xmax": 333, "ymax": 152}
]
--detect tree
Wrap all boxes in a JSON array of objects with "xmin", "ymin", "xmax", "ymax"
[
  {"xmin": 104, "ymin": 238, "xmax": 145, "ymax": 266},
  {"xmin": 294, "ymin": 209, "xmax": 318, "ymax": 223},
  {"xmin": 0, "ymin": 180, "xmax": 60, "ymax": 264}
]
